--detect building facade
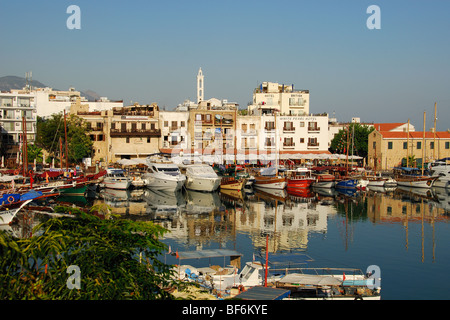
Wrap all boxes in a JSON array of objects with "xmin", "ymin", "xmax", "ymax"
[
  {"xmin": 0, "ymin": 91, "xmax": 37, "ymax": 167},
  {"xmin": 368, "ymin": 125, "xmax": 450, "ymax": 170},
  {"xmin": 72, "ymin": 102, "xmax": 161, "ymax": 163},
  {"xmin": 248, "ymin": 81, "xmax": 310, "ymax": 116}
]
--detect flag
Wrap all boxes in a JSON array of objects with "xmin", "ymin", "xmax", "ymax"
[
  {"xmin": 343, "ymin": 272, "xmax": 346, "ymax": 281},
  {"xmin": 253, "ymin": 253, "xmax": 255, "ymax": 262},
  {"xmin": 168, "ymin": 245, "xmax": 172, "ymax": 254},
  {"xmin": 176, "ymin": 249, "xmax": 179, "ymax": 259},
  {"xmin": 30, "ymin": 175, "xmax": 34, "ymax": 188}
]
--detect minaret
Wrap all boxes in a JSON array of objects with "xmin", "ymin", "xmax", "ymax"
[{"xmin": 197, "ymin": 68, "xmax": 204, "ymax": 103}]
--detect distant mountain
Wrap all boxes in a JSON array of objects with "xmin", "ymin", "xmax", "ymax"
[
  {"xmin": 0, "ymin": 75, "xmax": 47, "ymax": 91},
  {"xmin": 0, "ymin": 75, "xmax": 101, "ymax": 101}
]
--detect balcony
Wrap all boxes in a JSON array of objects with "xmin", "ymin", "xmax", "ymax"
[
  {"xmin": 283, "ymin": 143, "xmax": 295, "ymax": 149},
  {"xmin": 307, "ymin": 142, "xmax": 319, "ymax": 148},
  {"xmin": 308, "ymin": 126, "xmax": 320, "ymax": 132},
  {"xmin": 110, "ymin": 128, "xmax": 161, "ymax": 137},
  {"xmin": 283, "ymin": 127, "xmax": 295, "ymax": 133}
]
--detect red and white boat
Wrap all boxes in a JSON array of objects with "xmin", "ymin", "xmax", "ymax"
[{"xmin": 287, "ymin": 168, "xmax": 315, "ymax": 190}]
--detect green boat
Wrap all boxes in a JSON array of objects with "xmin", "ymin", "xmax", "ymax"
[{"xmin": 59, "ymin": 184, "xmax": 88, "ymax": 196}]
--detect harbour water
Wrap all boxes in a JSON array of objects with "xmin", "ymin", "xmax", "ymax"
[
  {"xmin": 94, "ymin": 185, "xmax": 450, "ymax": 300},
  {"xmin": 7, "ymin": 185, "xmax": 450, "ymax": 300}
]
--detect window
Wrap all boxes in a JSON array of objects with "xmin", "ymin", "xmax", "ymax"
[
  {"xmin": 388, "ymin": 141, "xmax": 393, "ymax": 149},
  {"xmin": 283, "ymin": 121, "xmax": 294, "ymax": 131},
  {"xmin": 446, "ymin": 142, "xmax": 450, "ymax": 149},
  {"xmin": 265, "ymin": 121, "xmax": 275, "ymax": 130},
  {"xmin": 300, "ymin": 138, "xmax": 305, "ymax": 143},
  {"xmin": 181, "ymin": 121, "xmax": 185, "ymax": 127},
  {"xmin": 164, "ymin": 121, "xmax": 168, "ymax": 127},
  {"xmin": 403, "ymin": 142, "xmax": 407, "ymax": 149},
  {"xmin": 126, "ymin": 137, "xmax": 130, "ymax": 143},
  {"xmin": 417, "ymin": 141, "xmax": 421, "ymax": 149},
  {"xmin": 147, "ymin": 137, "xmax": 151, "ymax": 143},
  {"xmin": 430, "ymin": 142, "xmax": 434, "ymax": 150},
  {"xmin": 308, "ymin": 137, "xmax": 318, "ymax": 147},
  {"xmin": 171, "ymin": 121, "xmax": 177, "ymax": 129},
  {"xmin": 284, "ymin": 137, "xmax": 294, "ymax": 147},
  {"xmin": 299, "ymin": 122, "xmax": 304, "ymax": 127},
  {"xmin": 373, "ymin": 141, "xmax": 376, "ymax": 149}
]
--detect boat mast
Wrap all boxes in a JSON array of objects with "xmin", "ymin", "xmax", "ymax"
[
  {"xmin": 433, "ymin": 102, "xmax": 437, "ymax": 160},
  {"xmin": 422, "ymin": 111, "xmax": 426, "ymax": 176},
  {"xmin": 406, "ymin": 119, "xmax": 410, "ymax": 167},
  {"xmin": 64, "ymin": 110, "xmax": 69, "ymax": 171}
]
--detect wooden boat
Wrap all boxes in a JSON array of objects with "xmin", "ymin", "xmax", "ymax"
[
  {"xmin": 254, "ymin": 175, "xmax": 287, "ymax": 190},
  {"xmin": 220, "ymin": 177, "xmax": 246, "ymax": 191},
  {"xmin": 0, "ymin": 199, "xmax": 33, "ymax": 225},
  {"xmin": 311, "ymin": 173, "xmax": 335, "ymax": 188},
  {"xmin": 287, "ymin": 168, "xmax": 315, "ymax": 190},
  {"xmin": 396, "ymin": 175, "xmax": 437, "ymax": 188}
]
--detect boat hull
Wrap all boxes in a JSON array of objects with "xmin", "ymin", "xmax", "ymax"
[
  {"xmin": 220, "ymin": 178, "xmax": 246, "ymax": 191},
  {"xmin": 335, "ymin": 179, "xmax": 358, "ymax": 189},
  {"xmin": 186, "ymin": 177, "xmax": 221, "ymax": 192},
  {"xmin": 254, "ymin": 176, "xmax": 287, "ymax": 190},
  {"xmin": 396, "ymin": 177, "xmax": 435, "ymax": 188},
  {"xmin": 145, "ymin": 175, "xmax": 186, "ymax": 191},
  {"xmin": 103, "ymin": 180, "xmax": 132, "ymax": 190},
  {"xmin": 287, "ymin": 178, "xmax": 314, "ymax": 190},
  {"xmin": 59, "ymin": 184, "xmax": 88, "ymax": 196},
  {"xmin": 312, "ymin": 181, "xmax": 335, "ymax": 188}
]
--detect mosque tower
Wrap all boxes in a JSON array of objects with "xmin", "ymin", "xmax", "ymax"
[{"xmin": 197, "ymin": 67, "xmax": 204, "ymax": 103}]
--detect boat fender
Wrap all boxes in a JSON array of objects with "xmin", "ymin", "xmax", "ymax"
[{"xmin": 7, "ymin": 196, "xmax": 15, "ymax": 204}]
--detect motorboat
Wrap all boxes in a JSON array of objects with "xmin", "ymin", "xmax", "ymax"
[
  {"xmin": 184, "ymin": 164, "xmax": 221, "ymax": 192},
  {"xmin": 143, "ymin": 158, "xmax": 186, "ymax": 191},
  {"xmin": 429, "ymin": 160, "xmax": 450, "ymax": 189},
  {"xmin": 102, "ymin": 168, "xmax": 132, "ymax": 190}
]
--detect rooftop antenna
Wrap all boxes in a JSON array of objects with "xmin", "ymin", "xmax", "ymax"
[{"xmin": 25, "ymin": 71, "xmax": 32, "ymax": 92}]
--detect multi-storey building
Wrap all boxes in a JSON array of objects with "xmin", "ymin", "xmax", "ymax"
[
  {"xmin": 159, "ymin": 110, "xmax": 190, "ymax": 154},
  {"xmin": 71, "ymin": 101, "xmax": 161, "ymax": 163},
  {"xmin": 10, "ymin": 87, "xmax": 123, "ymax": 118},
  {"xmin": 368, "ymin": 123, "xmax": 450, "ymax": 170},
  {"xmin": 248, "ymin": 81, "xmax": 310, "ymax": 116},
  {"xmin": 0, "ymin": 90, "xmax": 37, "ymax": 167}
]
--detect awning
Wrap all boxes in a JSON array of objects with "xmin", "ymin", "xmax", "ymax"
[
  {"xmin": 278, "ymin": 273, "xmax": 343, "ymax": 286},
  {"xmin": 233, "ymin": 286, "xmax": 291, "ymax": 300}
]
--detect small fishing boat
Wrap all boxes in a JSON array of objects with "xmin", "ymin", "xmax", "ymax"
[
  {"xmin": 286, "ymin": 168, "xmax": 315, "ymax": 191},
  {"xmin": 335, "ymin": 178, "xmax": 358, "ymax": 189},
  {"xmin": 311, "ymin": 173, "xmax": 335, "ymax": 188},
  {"xmin": 220, "ymin": 177, "xmax": 246, "ymax": 191},
  {"xmin": 254, "ymin": 167, "xmax": 287, "ymax": 190},
  {"xmin": 0, "ymin": 199, "xmax": 33, "ymax": 225}
]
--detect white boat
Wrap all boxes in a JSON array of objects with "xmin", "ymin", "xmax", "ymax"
[
  {"xmin": 254, "ymin": 167, "xmax": 287, "ymax": 190},
  {"xmin": 184, "ymin": 164, "xmax": 221, "ymax": 192},
  {"xmin": 0, "ymin": 200, "xmax": 32, "ymax": 225},
  {"xmin": 103, "ymin": 169, "xmax": 132, "ymax": 190},
  {"xmin": 144, "ymin": 158, "xmax": 186, "ymax": 191}
]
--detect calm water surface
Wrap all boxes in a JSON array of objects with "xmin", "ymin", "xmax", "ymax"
[
  {"xmin": 10, "ymin": 185, "xmax": 448, "ymax": 300},
  {"xmin": 93, "ymin": 185, "xmax": 450, "ymax": 300}
]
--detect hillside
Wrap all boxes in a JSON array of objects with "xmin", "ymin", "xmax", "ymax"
[{"xmin": 0, "ymin": 75, "xmax": 101, "ymax": 101}]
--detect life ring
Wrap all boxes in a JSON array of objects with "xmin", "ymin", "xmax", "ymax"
[
  {"xmin": 7, "ymin": 196, "xmax": 15, "ymax": 204},
  {"xmin": 29, "ymin": 170, "xmax": 33, "ymax": 175},
  {"xmin": 14, "ymin": 170, "xmax": 19, "ymax": 175}
]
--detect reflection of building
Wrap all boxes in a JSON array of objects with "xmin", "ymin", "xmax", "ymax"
[
  {"xmin": 366, "ymin": 188, "xmax": 450, "ymax": 223},
  {"xmin": 240, "ymin": 195, "xmax": 337, "ymax": 253}
]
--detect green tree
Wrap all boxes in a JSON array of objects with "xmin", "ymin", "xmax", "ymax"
[
  {"xmin": 27, "ymin": 144, "xmax": 43, "ymax": 163},
  {"xmin": 330, "ymin": 123, "xmax": 374, "ymax": 158},
  {"xmin": 36, "ymin": 113, "xmax": 93, "ymax": 164},
  {"xmin": 0, "ymin": 208, "xmax": 184, "ymax": 299}
]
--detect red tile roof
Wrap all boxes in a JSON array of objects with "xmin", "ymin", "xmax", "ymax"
[
  {"xmin": 379, "ymin": 131, "xmax": 450, "ymax": 139},
  {"xmin": 373, "ymin": 123, "xmax": 407, "ymax": 132}
]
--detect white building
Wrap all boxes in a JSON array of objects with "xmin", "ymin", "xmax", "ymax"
[
  {"xmin": 11, "ymin": 87, "xmax": 123, "ymax": 118},
  {"xmin": 0, "ymin": 90, "xmax": 37, "ymax": 166},
  {"xmin": 159, "ymin": 110, "xmax": 190, "ymax": 153},
  {"xmin": 248, "ymin": 81, "xmax": 310, "ymax": 116}
]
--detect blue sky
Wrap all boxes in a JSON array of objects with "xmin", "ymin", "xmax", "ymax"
[{"xmin": 1, "ymin": 0, "xmax": 449, "ymax": 130}]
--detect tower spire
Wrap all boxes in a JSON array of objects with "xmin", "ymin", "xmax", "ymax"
[{"xmin": 197, "ymin": 67, "xmax": 204, "ymax": 103}]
